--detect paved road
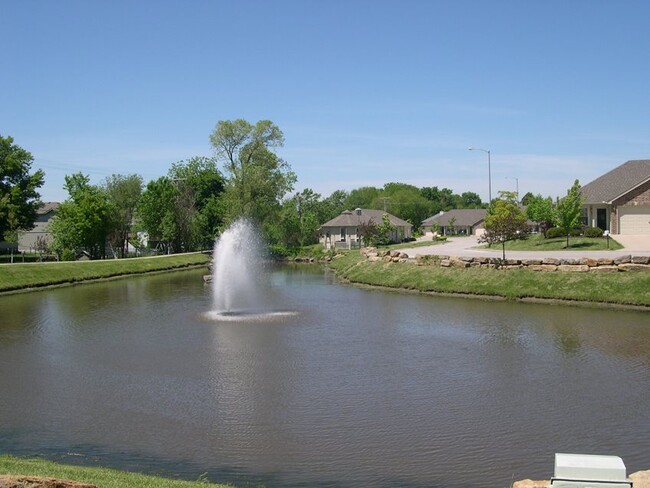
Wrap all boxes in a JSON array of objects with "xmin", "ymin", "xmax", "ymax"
[{"xmin": 399, "ymin": 235, "xmax": 650, "ymax": 260}]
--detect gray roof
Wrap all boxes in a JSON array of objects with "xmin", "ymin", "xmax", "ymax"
[
  {"xmin": 37, "ymin": 202, "xmax": 60, "ymax": 214},
  {"xmin": 320, "ymin": 209, "xmax": 412, "ymax": 229},
  {"xmin": 422, "ymin": 208, "xmax": 487, "ymax": 227},
  {"xmin": 580, "ymin": 160, "xmax": 650, "ymax": 204}
]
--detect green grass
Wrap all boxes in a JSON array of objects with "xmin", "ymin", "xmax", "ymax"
[
  {"xmin": 329, "ymin": 252, "xmax": 650, "ymax": 307},
  {"xmin": 0, "ymin": 253, "xmax": 211, "ymax": 293},
  {"xmin": 478, "ymin": 234, "xmax": 623, "ymax": 251},
  {"xmin": 0, "ymin": 455, "xmax": 231, "ymax": 487}
]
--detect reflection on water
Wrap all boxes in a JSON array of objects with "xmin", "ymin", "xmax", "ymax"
[{"xmin": 0, "ymin": 267, "xmax": 649, "ymax": 488}]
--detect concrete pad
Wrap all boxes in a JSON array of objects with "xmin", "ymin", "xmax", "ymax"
[{"xmin": 612, "ymin": 234, "xmax": 650, "ymax": 251}]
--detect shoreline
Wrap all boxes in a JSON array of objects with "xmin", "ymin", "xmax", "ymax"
[
  {"xmin": 327, "ymin": 252, "xmax": 650, "ymax": 310},
  {"xmin": 0, "ymin": 253, "xmax": 210, "ymax": 296}
]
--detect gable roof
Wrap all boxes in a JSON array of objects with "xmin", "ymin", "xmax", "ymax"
[
  {"xmin": 320, "ymin": 209, "xmax": 412, "ymax": 229},
  {"xmin": 37, "ymin": 202, "xmax": 60, "ymax": 215},
  {"xmin": 422, "ymin": 208, "xmax": 487, "ymax": 227},
  {"xmin": 580, "ymin": 160, "xmax": 650, "ymax": 204}
]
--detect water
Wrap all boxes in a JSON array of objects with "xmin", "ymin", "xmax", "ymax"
[{"xmin": 0, "ymin": 266, "xmax": 649, "ymax": 487}]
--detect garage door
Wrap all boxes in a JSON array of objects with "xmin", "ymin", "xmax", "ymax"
[{"xmin": 619, "ymin": 206, "xmax": 650, "ymax": 235}]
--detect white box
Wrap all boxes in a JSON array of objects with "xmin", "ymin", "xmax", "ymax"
[{"xmin": 551, "ymin": 453, "xmax": 631, "ymax": 487}]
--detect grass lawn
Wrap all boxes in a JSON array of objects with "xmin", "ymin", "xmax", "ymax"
[
  {"xmin": 478, "ymin": 234, "xmax": 623, "ymax": 251},
  {"xmin": 0, "ymin": 253, "xmax": 211, "ymax": 293},
  {"xmin": 0, "ymin": 455, "xmax": 230, "ymax": 488},
  {"xmin": 329, "ymin": 252, "xmax": 650, "ymax": 307}
]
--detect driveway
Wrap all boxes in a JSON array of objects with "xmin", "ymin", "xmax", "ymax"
[{"xmin": 400, "ymin": 235, "xmax": 650, "ymax": 259}]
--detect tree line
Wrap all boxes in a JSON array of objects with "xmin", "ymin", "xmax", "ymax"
[{"xmin": 9, "ymin": 119, "xmax": 592, "ymax": 260}]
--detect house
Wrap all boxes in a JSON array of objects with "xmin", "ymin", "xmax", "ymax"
[
  {"xmin": 18, "ymin": 202, "xmax": 60, "ymax": 252},
  {"xmin": 421, "ymin": 209, "xmax": 487, "ymax": 236},
  {"xmin": 580, "ymin": 160, "xmax": 650, "ymax": 235},
  {"xmin": 319, "ymin": 208, "xmax": 413, "ymax": 249}
]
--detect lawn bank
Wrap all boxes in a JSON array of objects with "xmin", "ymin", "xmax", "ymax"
[
  {"xmin": 0, "ymin": 455, "xmax": 229, "ymax": 488},
  {"xmin": 327, "ymin": 251, "xmax": 650, "ymax": 310},
  {"xmin": 0, "ymin": 253, "xmax": 211, "ymax": 295}
]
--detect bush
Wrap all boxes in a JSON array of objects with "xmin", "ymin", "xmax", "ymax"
[
  {"xmin": 61, "ymin": 249, "xmax": 76, "ymax": 261},
  {"xmin": 545, "ymin": 227, "xmax": 564, "ymax": 238},
  {"xmin": 546, "ymin": 227, "xmax": 582, "ymax": 238},
  {"xmin": 584, "ymin": 226, "xmax": 604, "ymax": 238}
]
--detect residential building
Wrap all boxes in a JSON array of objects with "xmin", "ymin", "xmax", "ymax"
[
  {"xmin": 580, "ymin": 160, "xmax": 650, "ymax": 234},
  {"xmin": 17, "ymin": 202, "xmax": 60, "ymax": 252},
  {"xmin": 421, "ymin": 209, "xmax": 487, "ymax": 236},
  {"xmin": 319, "ymin": 208, "xmax": 412, "ymax": 249}
]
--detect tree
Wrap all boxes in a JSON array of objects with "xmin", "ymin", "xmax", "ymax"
[
  {"xmin": 169, "ymin": 156, "xmax": 225, "ymax": 248},
  {"xmin": 520, "ymin": 191, "xmax": 535, "ymax": 206},
  {"xmin": 479, "ymin": 191, "xmax": 529, "ymax": 259},
  {"xmin": 420, "ymin": 186, "xmax": 460, "ymax": 213},
  {"xmin": 272, "ymin": 189, "xmax": 324, "ymax": 248},
  {"xmin": 554, "ymin": 179, "xmax": 584, "ymax": 248},
  {"xmin": 50, "ymin": 173, "xmax": 114, "ymax": 259},
  {"xmin": 357, "ymin": 218, "xmax": 380, "ymax": 246},
  {"xmin": 345, "ymin": 186, "xmax": 381, "ymax": 210},
  {"xmin": 137, "ymin": 177, "xmax": 179, "ymax": 253},
  {"xmin": 104, "ymin": 174, "xmax": 143, "ymax": 258},
  {"xmin": 320, "ymin": 189, "xmax": 349, "ymax": 221},
  {"xmin": 525, "ymin": 194, "xmax": 554, "ymax": 237},
  {"xmin": 0, "ymin": 135, "xmax": 45, "ymax": 246},
  {"xmin": 376, "ymin": 213, "xmax": 395, "ymax": 245},
  {"xmin": 380, "ymin": 183, "xmax": 433, "ymax": 232},
  {"xmin": 210, "ymin": 119, "xmax": 295, "ymax": 233},
  {"xmin": 460, "ymin": 191, "xmax": 483, "ymax": 208}
]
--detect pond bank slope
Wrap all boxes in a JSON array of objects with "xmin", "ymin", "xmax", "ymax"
[{"xmin": 327, "ymin": 252, "xmax": 650, "ymax": 310}]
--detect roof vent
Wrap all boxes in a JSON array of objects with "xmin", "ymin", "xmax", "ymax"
[{"xmin": 550, "ymin": 453, "xmax": 631, "ymax": 487}]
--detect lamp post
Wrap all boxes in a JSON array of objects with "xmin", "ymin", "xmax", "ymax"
[
  {"xmin": 468, "ymin": 147, "xmax": 491, "ymax": 204},
  {"xmin": 506, "ymin": 176, "xmax": 519, "ymax": 201}
]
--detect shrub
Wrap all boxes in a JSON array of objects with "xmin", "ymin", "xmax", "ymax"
[
  {"xmin": 584, "ymin": 226, "xmax": 604, "ymax": 238},
  {"xmin": 545, "ymin": 227, "xmax": 565, "ymax": 238},
  {"xmin": 547, "ymin": 227, "xmax": 582, "ymax": 238},
  {"xmin": 61, "ymin": 249, "xmax": 76, "ymax": 261}
]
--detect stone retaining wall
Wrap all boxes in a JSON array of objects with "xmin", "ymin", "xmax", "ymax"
[{"xmin": 361, "ymin": 248, "xmax": 650, "ymax": 272}]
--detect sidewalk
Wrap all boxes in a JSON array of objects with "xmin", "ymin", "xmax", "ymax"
[{"xmin": 402, "ymin": 235, "xmax": 650, "ymax": 259}]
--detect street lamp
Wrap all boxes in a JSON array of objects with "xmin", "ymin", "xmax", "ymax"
[
  {"xmin": 468, "ymin": 147, "xmax": 491, "ymax": 204},
  {"xmin": 506, "ymin": 176, "xmax": 519, "ymax": 201}
]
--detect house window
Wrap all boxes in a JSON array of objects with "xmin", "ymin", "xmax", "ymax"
[{"xmin": 340, "ymin": 228, "xmax": 346, "ymax": 242}]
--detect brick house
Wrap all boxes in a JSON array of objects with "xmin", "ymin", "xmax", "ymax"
[{"xmin": 581, "ymin": 160, "xmax": 650, "ymax": 235}]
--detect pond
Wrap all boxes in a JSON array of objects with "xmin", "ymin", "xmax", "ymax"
[{"xmin": 0, "ymin": 266, "xmax": 649, "ymax": 487}]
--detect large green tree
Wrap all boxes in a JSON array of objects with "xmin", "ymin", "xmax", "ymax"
[
  {"xmin": 169, "ymin": 156, "xmax": 225, "ymax": 249},
  {"xmin": 50, "ymin": 173, "xmax": 114, "ymax": 259},
  {"xmin": 137, "ymin": 177, "xmax": 179, "ymax": 253},
  {"xmin": 554, "ymin": 179, "xmax": 584, "ymax": 248},
  {"xmin": 209, "ymin": 119, "xmax": 295, "ymax": 233},
  {"xmin": 0, "ymin": 135, "xmax": 45, "ymax": 246},
  {"xmin": 380, "ymin": 183, "xmax": 432, "ymax": 232},
  {"xmin": 479, "ymin": 191, "xmax": 529, "ymax": 259},
  {"xmin": 104, "ymin": 174, "xmax": 143, "ymax": 258}
]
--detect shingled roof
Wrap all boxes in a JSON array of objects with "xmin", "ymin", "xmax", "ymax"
[
  {"xmin": 580, "ymin": 160, "xmax": 650, "ymax": 204},
  {"xmin": 320, "ymin": 209, "xmax": 412, "ymax": 229},
  {"xmin": 37, "ymin": 202, "xmax": 60, "ymax": 214},
  {"xmin": 422, "ymin": 208, "xmax": 487, "ymax": 227}
]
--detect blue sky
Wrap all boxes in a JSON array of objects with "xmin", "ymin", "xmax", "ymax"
[{"xmin": 3, "ymin": 0, "xmax": 650, "ymax": 204}]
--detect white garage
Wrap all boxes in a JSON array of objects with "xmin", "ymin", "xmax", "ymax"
[{"xmin": 619, "ymin": 206, "xmax": 650, "ymax": 235}]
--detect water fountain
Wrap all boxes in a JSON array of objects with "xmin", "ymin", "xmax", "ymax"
[{"xmin": 206, "ymin": 218, "xmax": 295, "ymax": 321}]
